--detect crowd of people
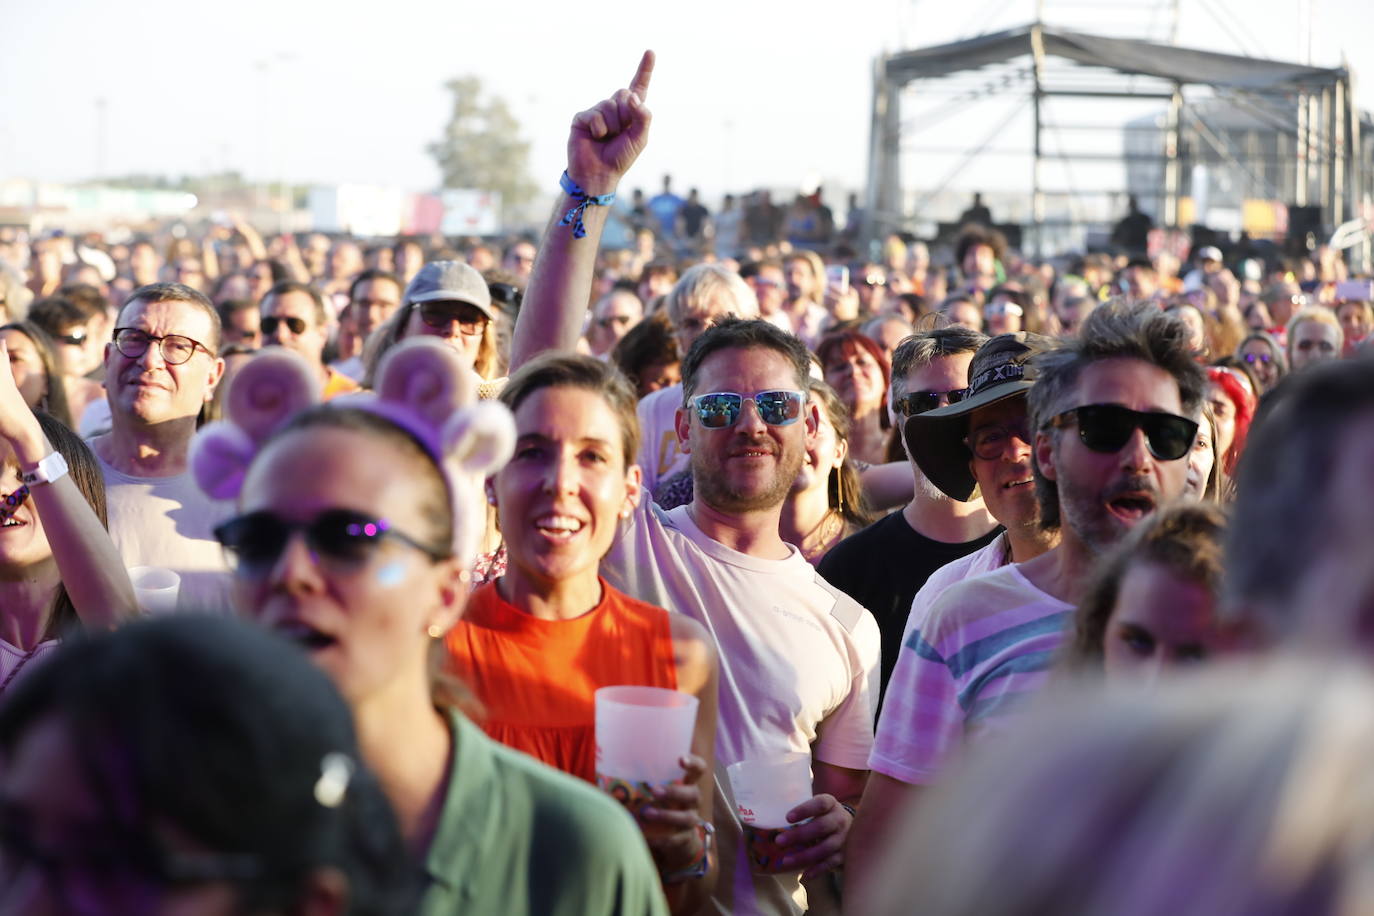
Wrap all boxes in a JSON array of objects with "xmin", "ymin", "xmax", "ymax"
[{"xmin": 2, "ymin": 49, "xmax": 1374, "ymax": 914}]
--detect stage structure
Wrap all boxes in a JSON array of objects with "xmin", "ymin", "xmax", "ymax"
[{"xmin": 865, "ymin": 23, "xmax": 1368, "ymax": 267}]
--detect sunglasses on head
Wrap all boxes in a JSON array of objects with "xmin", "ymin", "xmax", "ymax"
[
  {"xmin": 260, "ymin": 315, "xmax": 307, "ymax": 336},
  {"xmin": 893, "ymin": 388, "xmax": 968, "ymax": 417},
  {"xmin": 213, "ymin": 508, "xmax": 450, "ymax": 576},
  {"xmin": 691, "ymin": 390, "xmax": 805, "ymax": 429},
  {"xmin": 1050, "ymin": 404, "xmax": 1198, "ymax": 461}
]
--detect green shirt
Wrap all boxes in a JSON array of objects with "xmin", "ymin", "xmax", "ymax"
[{"xmin": 418, "ymin": 711, "xmax": 669, "ymax": 916}]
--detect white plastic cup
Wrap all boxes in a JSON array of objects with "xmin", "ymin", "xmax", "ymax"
[
  {"xmin": 129, "ymin": 566, "xmax": 181, "ymax": 615},
  {"xmin": 727, "ymin": 753, "xmax": 814, "ymax": 829},
  {"xmin": 594, "ymin": 686, "xmax": 698, "ymax": 784}
]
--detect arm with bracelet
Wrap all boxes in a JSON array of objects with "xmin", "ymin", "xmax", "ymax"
[
  {"xmin": 511, "ymin": 50, "xmax": 655, "ymax": 370},
  {"xmin": 0, "ymin": 340, "xmax": 137, "ymax": 632}
]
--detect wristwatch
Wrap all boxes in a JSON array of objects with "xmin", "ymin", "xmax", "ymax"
[
  {"xmin": 662, "ymin": 819, "xmax": 715, "ymax": 884},
  {"xmin": 21, "ymin": 452, "xmax": 69, "ymax": 487}
]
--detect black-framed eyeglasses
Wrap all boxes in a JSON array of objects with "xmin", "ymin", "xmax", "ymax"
[
  {"xmin": 260, "ymin": 315, "xmax": 307, "ymax": 336},
  {"xmin": 690, "ymin": 390, "xmax": 805, "ymax": 429},
  {"xmin": 964, "ymin": 417, "xmax": 1032, "ymax": 461},
  {"xmin": 893, "ymin": 388, "xmax": 968, "ymax": 418},
  {"xmin": 414, "ymin": 302, "xmax": 488, "ymax": 336},
  {"xmin": 1050, "ymin": 404, "xmax": 1198, "ymax": 462},
  {"xmin": 112, "ymin": 328, "xmax": 213, "ymax": 366},
  {"xmin": 214, "ymin": 508, "xmax": 451, "ymax": 577}
]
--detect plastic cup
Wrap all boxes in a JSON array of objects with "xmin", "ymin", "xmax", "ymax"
[
  {"xmin": 594, "ymin": 686, "xmax": 698, "ymax": 817},
  {"xmin": 129, "ymin": 566, "xmax": 181, "ymax": 614},
  {"xmin": 728, "ymin": 753, "xmax": 814, "ymax": 873}
]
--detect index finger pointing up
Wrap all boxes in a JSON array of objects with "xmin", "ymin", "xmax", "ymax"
[{"xmin": 629, "ymin": 50, "xmax": 654, "ymax": 102}]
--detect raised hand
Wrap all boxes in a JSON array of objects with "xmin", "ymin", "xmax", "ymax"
[
  {"xmin": 567, "ymin": 50, "xmax": 655, "ymax": 196},
  {"xmin": 0, "ymin": 339, "xmax": 46, "ymax": 461}
]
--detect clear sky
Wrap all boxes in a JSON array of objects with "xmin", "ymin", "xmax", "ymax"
[{"xmin": 2, "ymin": 0, "xmax": 1370, "ymax": 208}]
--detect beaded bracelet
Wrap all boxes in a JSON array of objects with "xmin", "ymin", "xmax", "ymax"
[{"xmin": 558, "ymin": 171, "xmax": 616, "ymax": 239}]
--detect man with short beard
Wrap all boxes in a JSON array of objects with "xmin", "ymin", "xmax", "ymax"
[
  {"xmin": 510, "ymin": 54, "xmax": 879, "ymax": 913},
  {"xmin": 602, "ymin": 318, "xmax": 880, "ymax": 914},
  {"xmin": 841, "ymin": 303, "xmax": 1203, "ymax": 914}
]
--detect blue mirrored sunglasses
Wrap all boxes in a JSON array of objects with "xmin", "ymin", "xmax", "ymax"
[{"xmin": 690, "ymin": 390, "xmax": 805, "ymax": 429}]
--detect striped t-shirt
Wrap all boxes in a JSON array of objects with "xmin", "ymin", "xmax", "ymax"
[{"xmin": 869, "ymin": 562, "xmax": 1073, "ymax": 785}]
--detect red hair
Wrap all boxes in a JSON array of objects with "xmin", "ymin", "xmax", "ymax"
[
  {"xmin": 817, "ymin": 329, "xmax": 892, "ymax": 428},
  {"xmin": 1206, "ymin": 365, "xmax": 1256, "ymax": 475}
]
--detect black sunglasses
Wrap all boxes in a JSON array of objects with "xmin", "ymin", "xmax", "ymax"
[
  {"xmin": 893, "ymin": 388, "xmax": 968, "ymax": 417},
  {"xmin": 260, "ymin": 315, "xmax": 307, "ymax": 336},
  {"xmin": 56, "ymin": 331, "xmax": 88, "ymax": 346},
  {"xmin": 214, "ymin": 508, "xmax": 450, "ymax": 576},
  {"xmin": 1050, "ymin": 404, "xmax": 1198, "ymax": 461}
]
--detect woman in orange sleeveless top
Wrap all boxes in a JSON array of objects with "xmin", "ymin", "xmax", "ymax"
[{"xmin": 445, "ymin": 354, "xmax": 719, "ymax": 911}]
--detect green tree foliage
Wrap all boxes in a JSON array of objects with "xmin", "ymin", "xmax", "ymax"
[{"xmin": 428, "ymin": 76, "xmax": 537, "ymax": 226}]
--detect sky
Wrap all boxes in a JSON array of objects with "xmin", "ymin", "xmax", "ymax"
[{"xmin": 2, "ymin": 0, "xmax": 1371, "ymax": 213}]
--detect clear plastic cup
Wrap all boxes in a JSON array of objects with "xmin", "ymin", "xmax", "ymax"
[
  {"xmin": 728, "ymin": 753, "xmax": 814, "ymax": 873},
  {"xmin": 129, "ymin": 566, "xmax": 181, "ymax": 614},
  {"xmin": 594, "ymin": 686, "xmax": 698, "ymax": 817}
]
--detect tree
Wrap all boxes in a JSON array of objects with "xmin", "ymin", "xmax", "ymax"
[{"xmin": 428, "ymin": 76, "xmax": 537, "ymax": 229}]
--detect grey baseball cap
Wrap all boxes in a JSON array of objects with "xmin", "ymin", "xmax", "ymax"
[{"xmin": 403, "ymin": 260, "xmax": 494, "ymax": 319}]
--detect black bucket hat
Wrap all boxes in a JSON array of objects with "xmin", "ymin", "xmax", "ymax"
[{"xmin": 905, "ymin": 332, "xmax": 1054, "ymax": 501}]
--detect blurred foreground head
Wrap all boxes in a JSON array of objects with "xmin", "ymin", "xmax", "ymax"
[
  {"xmin": 0, "ymin": 615, "xmax": 412, "ymax": 915},
  {"xmin": 869, "ymin": 660, "xmax": 1374, "ymax": 916}
]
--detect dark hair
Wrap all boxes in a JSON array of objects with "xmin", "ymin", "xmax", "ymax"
[
  {"xmin": 809, "ymin": 378, "xmax": 873, "ymax": 529},
  {"xmin": 56, "ymin": 283, "xmax": 109, "ymax": 319},
  {"xmin": 611, "ymin": 313, "xmax": 679, "ymax": 399},
  {"xmin": 216, "ymin": 297, "xmax": 258, "ymax": 326},
  {"xmin": 500, "ymin": 353, "xmax": 641, "ymax": 468},
  {"xmin": 26, "ymin": 296, "xmax": 91, "ymax": 339},
  {"xmin": 348, "ymin": 269, "xmax": 401, "ymax": 303},
  {"xmin": 253, "ymin": 258, "xmax": 291, "ymax": 285},
  {"xmin": 1066, "ymin": 502, "xmax": 1229, "ymax": 668},
  {"xmin": 262, "ymin": 280, "xmax": 327, "ymax": 327},
  {"xmin": 889, "ymin": 326, "xmax": 988, "ymax": 400},
  {"xmin": 0, "ymin": 615, "xmax": 414, "ymax": 914},
  {"xmin": 17, "ymin": 413, "xmax": 107, "ymax": 641},
  {"xmin": 119, "ymin": 282, "xmax": 223, "ymax": 355},
  {"xmin": 955, "ymin": 225, "xmax": 1006, "ymax": 269},
  {"xmin": 680, "ymin": 317, "xmax": 810, "ymax": 402},
  {"xmin": 0, "ymin": 321, "xmax": 74, "ymax": 427},
  {"xmin": 1027, "ymin": 300, "xmax": 1208, "ymax": 529}
]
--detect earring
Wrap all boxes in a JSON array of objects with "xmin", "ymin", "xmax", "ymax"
[{"xmin": 426, "ymin": 623, "xmax": 444, "ymax": 639}]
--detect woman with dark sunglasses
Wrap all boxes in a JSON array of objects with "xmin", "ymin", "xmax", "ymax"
[
  {"xmin": 196, "ymin": 341, "xmax": 668, "ymax": 916},
  {"xmin": 445, "ymin": 353, "xmax": 719, "ymax": 914}
]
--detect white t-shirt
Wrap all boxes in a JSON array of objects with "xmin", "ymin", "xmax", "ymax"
[
  {"xmin": 869, "ymin": 562, "xmax": 1073, "ymax": 786},
  {"xmin": 95, "ymin": 452, "xmax": 236, "ymax": 615},
  {"xmin": 604, "ymin": 499, "xmax": 880, "ymax": 915},
  {"xmin": 635, "ymin": 384, "xmax": 689, "ymax": 495}
]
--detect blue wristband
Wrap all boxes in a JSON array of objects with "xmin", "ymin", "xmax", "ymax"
[{"xmin": 558, "ymin": 171, "xmax": 616, "ymax": 239}]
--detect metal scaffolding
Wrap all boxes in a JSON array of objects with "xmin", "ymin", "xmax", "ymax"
[{"xmin": 865, "ymin": 23, "xmax": 1368, "ymax": 267}]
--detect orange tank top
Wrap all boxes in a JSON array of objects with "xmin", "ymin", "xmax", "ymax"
[{"xmin": 445, "ymin": 578, "xmax": 679, "ymax": 783}]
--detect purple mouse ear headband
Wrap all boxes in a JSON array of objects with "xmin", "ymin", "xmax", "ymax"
[{"xmin": 190, "ymin": 338, "xmax": 515, "ymax": 563}]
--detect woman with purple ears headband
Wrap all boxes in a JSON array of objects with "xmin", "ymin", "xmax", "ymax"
[{"xmin": 191, "ymin": 338, "xmax": 669, "ymax": 915}]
